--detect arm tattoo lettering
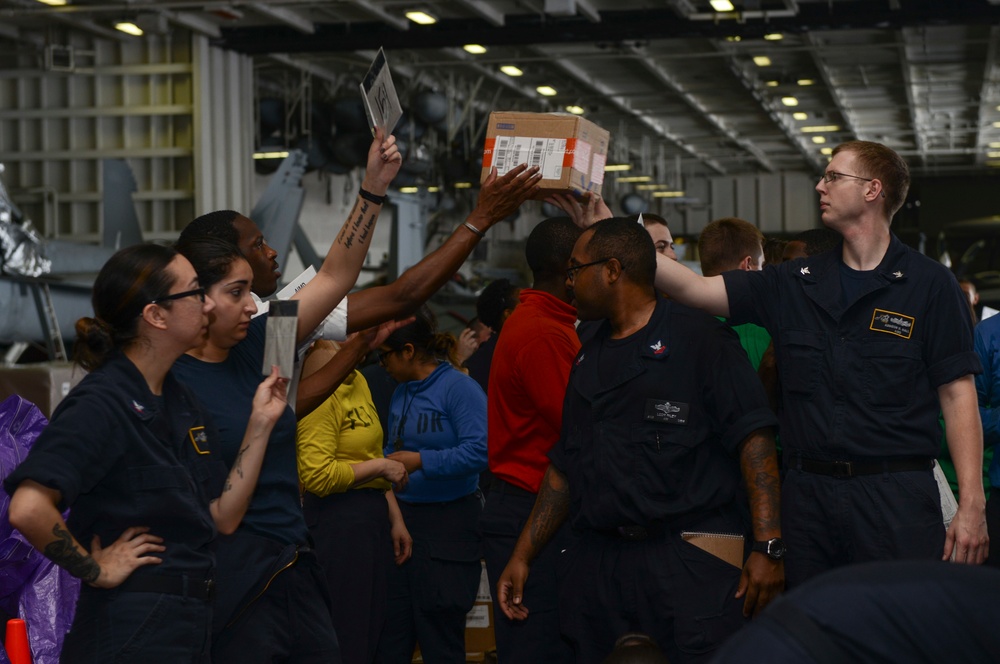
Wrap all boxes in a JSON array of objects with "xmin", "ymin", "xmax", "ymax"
[
  {"xmin": 528, "ymin": 468, "xmax": 571, "ymax": 552},
  {"xmin": 739, "ymin": 429, "xmax": 781, "ymax": 537},
  {"xmin": 44, "ymin": 523, "xmax": 100, "ymax": 584}
]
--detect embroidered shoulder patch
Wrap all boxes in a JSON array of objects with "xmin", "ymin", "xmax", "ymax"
[{"xmin": 869, "ymin": 309, "xmax": 915, "ymax": 339}]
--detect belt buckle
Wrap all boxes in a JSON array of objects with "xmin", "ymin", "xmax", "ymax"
[
  {"xmin": 617, "ymin": 525, "xmax": 648, "ymax": 541},
  {"xmin": 831, "ymin": 460, "xmax": 854, "ymax": 478}
]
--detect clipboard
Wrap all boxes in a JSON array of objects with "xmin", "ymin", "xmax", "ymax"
[{"xmin": 680, "ymin": 531, "xmax": 744, "ymax": 569}]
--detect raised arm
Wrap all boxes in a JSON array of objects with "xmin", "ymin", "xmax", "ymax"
[
  {"xmin": 292, "ymin": 131, "xmax": 402, "ymax": 343},
  {"xmin": 344, "ymin": 164, "xmax": 541, "ymax": 332},
  {"xmin": 496, "ymin": 464, "xmax": 571, "ymax": 621},
  {"xmin": 735, "ymin": 427, "xmax": 784, "ymax": 617},
  {"xmin": 9, "ymin": 482, "xmax": 165, "ymax": 588},
  {"xmin": 209, "ymin": 367, "xmax": 288, "ymax": 534},
  {"xmin": 654, "ymin": 253, "xmax": 731, "ymax": 317}
]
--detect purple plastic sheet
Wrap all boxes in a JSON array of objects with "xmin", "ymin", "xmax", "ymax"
[{"xmin": 0, "ymin": 395, "xmax": 78, "ymax": 664}]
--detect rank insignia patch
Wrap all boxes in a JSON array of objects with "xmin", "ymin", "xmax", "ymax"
[{"xmin": 188, "ymin": 426, "xmax": 210, "ymax": 454}]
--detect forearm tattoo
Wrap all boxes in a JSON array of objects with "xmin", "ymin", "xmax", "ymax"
[
  {"xmin": 528, "ymin": 468, "xmax": 571, "ymax": 553},
  {"xmin": 44, "ymin": 523, "xmax": 100, "ymax": 584},
  {"xmin": 337, "ymin": 200, "xmax": 376, "ymax": 250},
  {"xmin": 739, "ymin": 429, "xmax": 782, "ymax": 537},
  {"xmin": 223, "ymin": 443, "xmax": 251, "ymax": 494}
]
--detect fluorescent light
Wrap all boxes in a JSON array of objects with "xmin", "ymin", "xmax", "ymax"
[
  {"xmin": 253, "ymin": 151, "xmax": 289, "ymax": 160},
  {"xmin": 820, "ymin": 148, "xmax": 833, "ymax": 155},
  {"xmin": 781, "ymin": 96, "xmax": 799, "ymax": 107},
  {"xmin": 536, "ymin": 86, "xmax": 558, "ymax": 97},
  {"xmin": 405, "ymin": 11, "xmax": 437, "ymax": 25},
  {"xmin": 753, "ymin": 56, "xmax": 772, "ymax": 67},
  {"xmin": 989, "ymin": 142, "xmax": 1000, "ymax": 149},
  {"xmin": 987, "ymin": 161, "xmax": 1000, "ymax": 168},
  {"xmin": 710, "ymin": 0, "xmax": 735, "ymax": 11},
  {"xmin": 725, "ymin": 36, "xmax": 742, "ymax": 43},
  {"xmin": 427, "ymin": 186, "xmax": 440, "ymax": 193},
  {"xmin": 987, "ymin": 151, "xmax": 1000, "ymax": 159},
  {"xmin": 764, "ymin": 33, "xmax": 783, "ymax": 41},
  {"xmin": 500, "ymin": 65, "xmax": 523, "ymax": 77},
  {"xmin": 463, "ymin": 44, "xmax": 487, "ymax": 54},
  {"xmin": 565, "ymin": 105, "xmax": 585, "ymax": 115},
  {"xmin": 114, "ymin": 22, "xmax": 143, "ymax": 36},
  {"xmin": 36, "ymin": 0, "xmax": 67, "ymax": 5},
  {"xmin": 604, "ymin": 164, "xmax": 632, "ymax": 172},
  {"xmin": 797, "ymin": 79, "xmax": 815, "ymax": 86},
  {"xmin": 617, "ymin": 175, "xmax": 652, "ymax": 183},
  {"xmin": 765, "ymin": 81, "xmax": 779, "ymax": 87},
  {"xmin": 455, "ymin": 182, "xmax": 473, "ymax": 189},
  {"xmin": 812, "ymin": 136, "xmax": 827, "ymax": 144},
  {"xmin": 793, "ymin": 112, "xmax": 808, "ymax": 120},
  {"xmin": 996, "ymin": 105, "xmax": 1000, "ymax": 111},
  {"xmin": 994, "ymin": 121, "xmax": 1000, "ymax": 128},
  {"xmin": 801, "ymin": 125, "xmax": 840, "ymax": 133},
  {"xmin": 399, "ymin": 187, "xmax": 419, "ymax": 194},
  {"xmin": 653, "ymin": 191, "xmax": 685, "ymax": 198}
]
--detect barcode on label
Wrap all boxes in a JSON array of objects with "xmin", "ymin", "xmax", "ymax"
[{"xmin": 530, "ymin": 139, "xmax": 545, "ymax": 168}]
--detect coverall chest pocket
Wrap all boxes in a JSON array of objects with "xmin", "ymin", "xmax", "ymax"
[
  {"xmin": 861, "ymin": 341, "xmax": 923, "ymax": 410},
  {"xmin": 780, "ymin": 330, "xmax": 825, "ymax": 397},
  {"xmin": 630, "ymin": 422, "xmax": 699, "ymax": 502}
]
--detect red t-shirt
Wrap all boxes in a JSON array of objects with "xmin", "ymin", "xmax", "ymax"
[{"xmin": 487, "ymin": 289, "xmax": 580, "ymax": 493}]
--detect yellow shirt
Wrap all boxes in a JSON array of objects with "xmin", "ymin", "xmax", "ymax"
[{"xmin": 296, "ymin": 370, "xmax": 389, "ymax": 496}]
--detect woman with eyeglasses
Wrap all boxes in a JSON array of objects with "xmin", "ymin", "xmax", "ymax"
[
  {"xmin": 5, "ymin": 244, "xmax": 288, "ymax": 662},
  {"xmin": 173, "ymin": 131, "xmax": 402, "ymax": 663},
  {"xmin": 373, "ymin": 309, "xmax": 488, "ymax": 664}
]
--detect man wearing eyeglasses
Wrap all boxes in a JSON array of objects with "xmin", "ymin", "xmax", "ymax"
[
  {"xmin": 497, "ymin": 218, "xmax": 782, "ymax": 664},
  {"xmin": 649, "ymin": 140, "xmax": 988, "ymax": 588}
]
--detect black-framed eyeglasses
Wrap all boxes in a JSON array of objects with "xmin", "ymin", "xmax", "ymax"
[
  {"xmin": 566, "ymin": 258, "xmax": 612, "ymax": 282},
  {"xmin": 375, "ymin": 348, "xmax": 397, "ymax": 366},
  {"xmin": 148, "ymin": 288, "xmax": 206, "ymax": 306},
  {"xmin": 821, "ymin": 171, "xmax": 874, "ymax": 184}
]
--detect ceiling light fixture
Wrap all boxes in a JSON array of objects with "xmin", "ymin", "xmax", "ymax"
[
  {"xmin": 820, "ymin": 148, "xmax": 833, "ymax": 155},
  {"xmin": 989, "ymin": 142, "xmax": 1000, "ymax": 149},
  {"xmin": 753, "ymin": 56, "xmax": 772, "ymax": 67},
  {"xmin": 114, "ymin": 22, "xmax": 144, "ymax": 36},
  {"xmin": 710, "ymin": 0, "xmax": 735, "ymax": 12},
  {"xmin": 399, "ymin": 186, "xmax": 419, "ymax": 193},
  {"xmin": 793, "ymin": 112, "xmax": 808, "ymax": 120},
  {"xmin": 801, "ymin": 125, "xmax": 841, "ymax": 133},
  {"xmin": 428, "ymin": 186, "xmax": 440, "ymax": 193},
  {"xmin": 463, "ymin": 44, "xmax": 487, "ymax": 54},
  {"xmin": 253, "ymin": 151, "xmax": 290, "ymax": 160},
  {"xmin": 812, "ymin": 136, "xmax": 826, "ymax": 144},
  {"xmin": 987, "ymin": 151, "xmax": 1000, "ymax": 158},
  {"xmin": 565, "ymin": 105, "xmax": 585, "ymax": 115},
  {"xmin": 764, "ymin": 33, "xmax": 783, "ymax": 41},
  {"xmin": 455, "ymin": 182, "xmax": 473, "ymax": 189},
  {"xmin": 994, "ymin": 121, "xmax": 1000, "ymax": 128},
  {"xmin": 725, "ymin": 36, "xmax": 742, "ymax": 43},
  {"xmin": 537, "ymin": 86, "xmax": 558, "ymax": 97},
  {"xmin": 617, "ymin": 175, "xmax": 652, "ymax": 183},
  {"xmin": 604, "ymin": 164, "xmax": 632, "ymax": 172},
  {"xmin": 766, "ymin": 81, "xmax": 779, "ymax": 87},
  {"xmin": 35, "ymin": 0, "xmax": 67, "ymax": 5},
  {"xmin": 797, "ymin": 79, "xmax": 815, "ymax": 86},
  {"xmin": 653, "ymin": 191, "xmax": 685, "ymax": 198},
  {"xmin": 781, "ymin": 96, "xmax": 799, "ymax": 107},
  {"xmin": 405, "ymin": 11, "xmax": 437, "ymax": 25},
  {"xmin": 500, "ymin": 65, "xmax": 523, "ymax": 77}
]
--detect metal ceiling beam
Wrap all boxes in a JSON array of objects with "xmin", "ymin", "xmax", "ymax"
[
  {"xmin": 342, "ymin": 0, "xmax": 409, "ymax": 32},
  {"xmin": 897, "ymin": 30, "xmax": 929, "ymax": 162},
  {"xmin": 974, "ymin": 25, "xmax": 1000, "ymax": 166},
  {"xmin": 453, "ymin": 0, "xmax": 506, "ymax": 27},
  {"xmin": 803, "ymin": 32, "xmax": 865, "ymax": 141},
  {"xmin": 627, "ymin": 44, "xmax": 775, "ymax": 172},
  {"xmin": 248, "ymin": 3, "xmax": 314, "ymax": 34},
  {"xmin": 160, "ymin": 9, "xmax": 222, "ymax": 38}
]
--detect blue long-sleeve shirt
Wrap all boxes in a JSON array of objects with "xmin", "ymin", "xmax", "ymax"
[
  {"xmin": 973, "ymin": 316, "xmax": 1000, "ymax": 488},
  {"xmin": 386, "ymin": 362, "xmax": 487, "ymax": 503}
]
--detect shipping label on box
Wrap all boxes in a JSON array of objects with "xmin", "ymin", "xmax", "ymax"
[{"xmin": 481, "ymin": 111, "xmax": 610, "ymax": 198}]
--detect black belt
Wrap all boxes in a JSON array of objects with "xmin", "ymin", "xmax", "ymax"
[
  {"xmin": 116, "ymin": 573, "xmax": 215, "ymax": 601},
  {"xmin": 794, "ymin": 455, "xmax": 933, "ymax": 478},
  {"xmin": 491, "ymin": 479, "xmax": 536, "ymax": 499}
]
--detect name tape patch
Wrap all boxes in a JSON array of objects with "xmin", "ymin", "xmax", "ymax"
[
  {"xmin": 645, "ymin": 399, "xmax": 689, "ymax": 425},
  {"xmin": 869, "ymin": 309, "xmax": 915, "ymax": 339}
]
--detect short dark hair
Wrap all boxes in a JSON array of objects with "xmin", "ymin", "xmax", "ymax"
[
  {"xmin": 832, "ymin": 141, "xmax": 910, "ymax": 221},
  {"xmin": 525, "ymin": 217, "xmax": 582, "ymax": 280},
  {"xmin": 177, "ymin": 210, "xmax": 242, "ymax": 247},
  {"xmin": 75, "ymin": 244, "xmax": 178, "ymax": 370},
  {"xmin": 476, "ymin": 278, "xmax": 519, "ymax": 331},
  {"xmin": 585, "ymin": 217, "xmax": 656, "ymax": 287},
  {"xmin": 384, "ymin": 307, "xmax": 458, "ymax": 366},
  {"xmin": 175, "ymin": 236, "xmax": 246, "ymax": 290},
  {"xmin": 698, "ymin": 217, "xmax": 764, "ymax": 276},
  {"xmin": 632, "ymin": 213, "xmax": 668, "ymax": 229}
]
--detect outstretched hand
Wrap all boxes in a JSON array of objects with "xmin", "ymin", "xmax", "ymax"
[
  {"xmin": 546, "ymin": 192, "xmax": 613, "ymax": 229},
  {"xmin": 364, "ymin": 128, "xmax": 403, "ymax": 193},
  {"xmin": 470, "ymin": 164, "xmax": 542, "ymax": 230},
  {"xmin": 360, "ymin": 317, "xmax": 416, "ymax": 351},
  {"xmin": 89, "ymin": 526, "xmax": 165, "ymax": 588},
  {"xmin": 252, "ymin": 365, "xmax": 290, "ymax": 425}
]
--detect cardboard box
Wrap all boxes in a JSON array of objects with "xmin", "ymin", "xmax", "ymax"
[
  {"xmin": 481, "ymin": 111, "xmax": 610, "ymax": 198},
  {"xmin": 0, "ymin": 362, "xmax": 85, "ymax": 417}
]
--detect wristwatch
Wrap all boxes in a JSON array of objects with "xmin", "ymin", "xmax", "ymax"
[{"xmin": 752, "ymin": 537, "xmax": 786, "ymax": 561}]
